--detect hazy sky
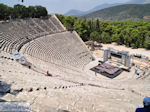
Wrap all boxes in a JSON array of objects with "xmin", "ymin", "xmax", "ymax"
[{"xmin": 0, "ymin": 0, "xmax": 130, "ymax": 14}]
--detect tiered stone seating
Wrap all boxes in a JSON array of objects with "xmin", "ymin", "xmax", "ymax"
[
  {"xmin": 0, "ymin": 15, "xmax": 92, "ymax": 75},
  {"xmin": 0, "ymin": 15, "xmax": 66, "ymax": 53},
  {"xmin": 25, "ymin": 18, "xmax": 45, "ymax": 34},
  {"xmin": 50, "ymin": 15, "xmax": 65, "ymax": 31},
  {"xmin": 0, "ymin": 51, "xmax": 86, "ymax": 95},
  {"xmin": 19, "ymin": 19, "xmax": 37, "ymax": 35},
  {"xmin": 32, "ymin": 18, "xmax": 51, "ymax": 33},
  {"xmin": 44, "ymin": 18, "xmax": 58, "ymax": 33},
  {"xmin": 0, "ymin": 22, "xmax": 30, "ymax": 52},
  {"xmin": 22, "ymin": 31, "xmax": 92, "ymax": 70}
]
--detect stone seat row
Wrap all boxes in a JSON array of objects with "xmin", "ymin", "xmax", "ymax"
[
  {"xmin": 23, "ymin": 31, "xmax": 92, "ymax": 70},
  {"xmin": 0, "ymin": 15, "xmax": 66, "ymax": 53}
]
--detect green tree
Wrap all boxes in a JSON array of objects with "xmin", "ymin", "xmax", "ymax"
[
  {"xmin": 137, "ymin": 26, "xmax": 148, "ymax": 47},
  {"xmin": 13, "ymin": 4, "xmax": 28, "ymax": 18},
  {"xmin": 130, "ymin": 29, "xmax": 140, "ymax": 47},
  {"xmin": 7, "ymin": 7, "xmax": 14, "ymax": 19},
  {"xmin": 64, "ymin": 16, "xmax": 77, "ymax": 30},
  {"xmin": 100, "ymin": 22, "xmax": 109, "ymax": 32},
  {"xmin": 144, "ymin": 33, "xmax": 150, "ymax": 49},
  {"xmin": 28, "ymin": 6, "xmax": 36, "ymax": 18},
  {"xmin": 0, "ymin": 3, "xmax": 48, "ymax": 19},
  {"xmin": 88, "ymin": 20, "xmax": 92, "ymax": 31},
  {"xmin": 95, "ymin": 19, "xmax": 100, "ymax": 32},
  {"xmin": 0, "ymin": 4, "xmax": 9, "ymax": 19},
  {"xmin": 101, "ymin": 32, "xmax": 111, "ymax": 43},
  {"xmin": 35, "ymin": 6, "xmax": 47, "ymax": 18},
  {"xmin": 124, "ymin": 27, "xmax": 133, "ymax": 47},
  {"xmin": 90, "ymin": 31, "xmax": 101, "ymax": 42},
  {"xmin": 112, "ymin": 34, "xmax": 120, "ymax": 44},
  {"xmin": 56, "ymin": 14, "xmax": 65, "ymax": 24},
  {"xmin": 74, "ymin": 20, "xmax": 89, "ymax": 41}
]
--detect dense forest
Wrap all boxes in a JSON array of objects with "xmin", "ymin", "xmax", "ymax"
[
  {"xmin": 56, "ymin": 14, "xmax": 150, "ymax": 49},
  {"xmin": 0, "ymin": 3, "xmax": 48, "ymax": 20}
]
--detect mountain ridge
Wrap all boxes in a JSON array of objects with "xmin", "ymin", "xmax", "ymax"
[
  {"xmin": 64, "ymin": 0, "xmax": 150, "ymax": 16},
  {"xmin": 81, "ymin": 4, "xmax": 150, "ymax": 21},
  {"xmin": 64, "ymin": 3, "xmax": 121, "ymax": 16}
]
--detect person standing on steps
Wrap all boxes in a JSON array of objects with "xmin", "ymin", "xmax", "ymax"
[
  {"xmin": 95, "ymin": 71, "xmax": 97, "ymax": 76},
  {"xmin": 134, "ymin": 66, "xmax": 139, "ymax": 78},
  {"xmin": 136, "ymin": 97, "xmax": 150, "ymax": 112}
]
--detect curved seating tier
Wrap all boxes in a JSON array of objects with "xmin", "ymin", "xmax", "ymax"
[
  {"xmin": 0, "ymin": 15, "xmax": 66, "ymax": 53},
  {"xmin": 0, "ymin": 15, "xmax": 92, "ymax": 72},
  {"xmin": 22, "ymin": 31, "xmax": 92, "ymax": 70}
]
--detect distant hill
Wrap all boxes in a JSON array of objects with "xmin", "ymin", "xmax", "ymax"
[
  {"xmin": 81, "ymin": 4, "xmax": 150, "ymax": 21},
  {"xmin": 64, "ymin": 3, "xmax": 121, "ymax": 16},
  {"xmin": 64, "ymin": 9, "xmax": 86, "ymax": 16},
  {"xmin": 64, "ymin": 0, "xmax": 150, "ymax": 17},
  {"xmin": 126, "ymin": 0, "xmax": 150, "ymax": 4}
]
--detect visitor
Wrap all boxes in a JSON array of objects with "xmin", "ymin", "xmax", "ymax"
[
  {"xmin": 135, "ymin": 97, "xmax": 150, "ymax": 112},
  {"xmin": 135, "ymin": 66, "xmax": 138, "ymax": 74},
  {"xmin": 134, "ymin": 66, "xmax": 139, "ymax": 78},
  {"xmin": 95, "ymin": 71, "xmax": 97, "ymax": 76},
  {"xmin": 46, "ymin": 71, "xmax": 52, "ymax": 77}
]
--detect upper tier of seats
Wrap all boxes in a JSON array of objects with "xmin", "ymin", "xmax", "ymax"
[
  {"xmin": 0, "ymin": 15, "xmax": 92, "ymax": 70},
  {"xmin": 0, "ymin": 15, "xmax": 66, "ymax": 53}
]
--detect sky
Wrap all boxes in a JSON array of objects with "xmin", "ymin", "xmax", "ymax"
[{"xmin": 0, "ymin": 0, "xmax": 130, "ymax": 14}]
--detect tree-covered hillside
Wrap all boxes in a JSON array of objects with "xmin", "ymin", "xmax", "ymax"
[
  {"xmin": 0, "ymin": 3, "xmax": 48, "ymax": 20},
  {"xmin": 81, "ymin": 4, "xmax": 150, "ymax": 21},
  {"xmin": 57, "ymin": 14, "xmax": 150, "ymax": 49}
]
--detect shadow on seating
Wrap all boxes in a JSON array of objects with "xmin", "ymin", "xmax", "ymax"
[
  {"xmin": 0, "ymin": 99, "xmax": 6, "ymax": 102},
  {"xmin": 0, "ymin": 81, "xmax": 11, "ymax": 97},
  {"xmin": 58, "ymin": 109, "xmax": 70, "ymax": 112}
]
